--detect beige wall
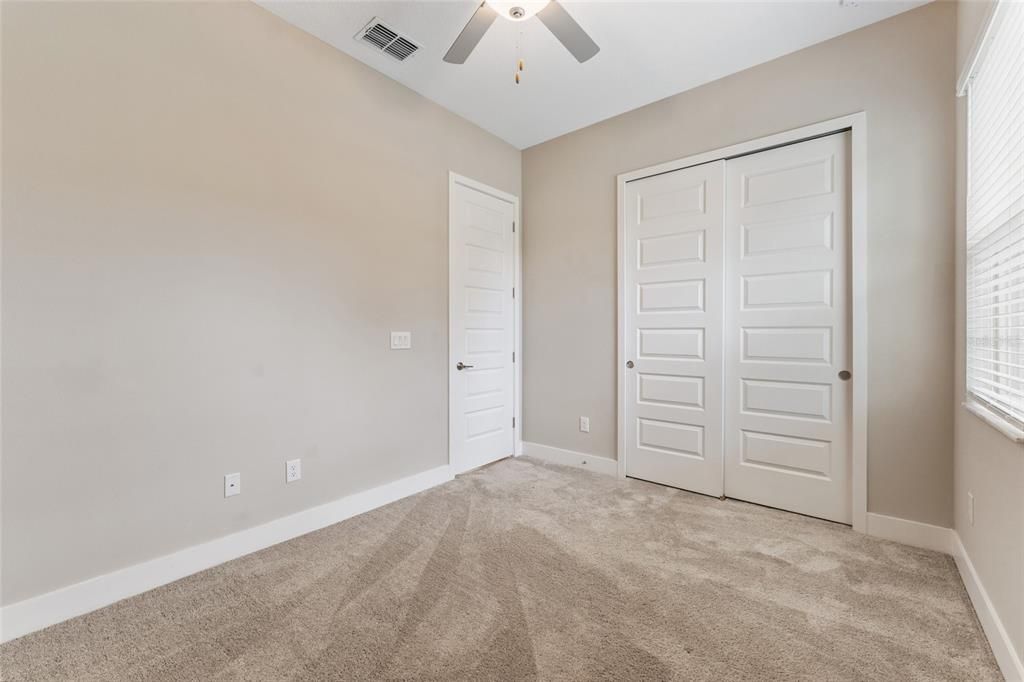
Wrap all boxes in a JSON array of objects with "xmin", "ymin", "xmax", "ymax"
[
  {"xmin": 0, "ymin": 1, "xmax": 520, "ymax": 605},
  {"xmin": 953, "ymin": 0, "xmax": 1024, "ymax": 663},
  {"xmin": 523, "ymin": 2, "xmax": 957, "ymax": 527}
]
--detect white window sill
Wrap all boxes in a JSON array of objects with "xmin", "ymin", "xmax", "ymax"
[{"xmin": 962, "ymin": 401, "xmax": 1024, "ymax": 444}]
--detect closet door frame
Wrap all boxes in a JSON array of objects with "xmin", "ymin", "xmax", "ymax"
[{"xmin": 616, "ymin": 112, "xmax": 868, "ymax": 534}]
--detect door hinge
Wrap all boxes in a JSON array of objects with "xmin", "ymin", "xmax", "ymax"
[
  {"xmin": 512, "ymin": 351, "xmax": 516, "ymax": 362},
  {"xmin": 512, "ymin": 287, "xmax": 516, "ymax": 299},
  {"xmin": 512, "ymin": 221, "xmax": 516, "ymax": 233},
  {"xmin": 513, "ymin": 416, "xmax": 516, "ymax": 428}
]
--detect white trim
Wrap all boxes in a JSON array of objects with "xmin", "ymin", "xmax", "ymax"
[
  {"xmin": 849, "ymin": 114, "xmax": 869, "ymax": 534},
  {"xmin": 963, "ymin": 401, "xmax": 1024, "ymax": 444},
  {"xmin": 865, "ymin": 512, "xmax": 954, "ymax": 554},
  {"xmin": 617, "ymin": 114, "xmax": 866, "ymax": 184},
  {"xmin": 448, "ymin": 172, "xmax": 519, "ymax": 206},
  {"xmin": 0, "ymin": 464, "xmax": 453, "ymax": 644},
  {"xmin": 447, "ymin": 172, "xmax": 522, "ymax": 472},
  {"xmin": 514, "ymin": 184, "xmax": 523, "ymax": 457},
  {"xmin": 616, "ymin": 177, "xmax": 627, "ymax": 480},
  {"xmin": 953, "ymin": 533, "xmax": 1024, "ymax": 681},
  {"xmin": 521, "ymin": 442, "xmax": 618, "ymax": 477},
  {"xmin": 615, "ymin": 112, "xmax": 869, "ymax": 533},
  {"xmin": 956, "ymin": 0, "xmax": 1003, "ymax": 97}
]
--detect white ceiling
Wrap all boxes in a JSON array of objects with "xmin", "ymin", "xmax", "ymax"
[{"xmin": 257, "ymin": 0, "xmax": 927, "ymax": 149}]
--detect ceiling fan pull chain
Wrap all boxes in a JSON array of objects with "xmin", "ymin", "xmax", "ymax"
[
  {"xmin": 514, "ymin": 29, "xmax": 523, "ymax": 84},
  {"xmin": 518, "ymin": 30, "xmax": 525, "ymax": 73}
]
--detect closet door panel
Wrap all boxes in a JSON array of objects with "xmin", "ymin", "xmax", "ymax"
[
  {"xmin": 623, "ymin": 161, "xmax": 725, "ymax": 496},
  {"xmin": 723, "ymin": 132, "xmax": 852, "ymax": 524}
]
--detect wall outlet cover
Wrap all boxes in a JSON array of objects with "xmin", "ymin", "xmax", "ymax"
[
  {"xmin": 579, "ymin": 416, "xmax": 590, "ymax": 433},
  {"xmin": 286, "ymin": 459, "xmax": 302, "ymax": 483},
  {"xmin": 224, "ymin": 473, "xmax": 241, "ymax": 498}
]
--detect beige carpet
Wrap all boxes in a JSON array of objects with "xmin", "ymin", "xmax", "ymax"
[{"xmin": 0, "ymin": 457, "xmax": 1000, "ymax": 680}]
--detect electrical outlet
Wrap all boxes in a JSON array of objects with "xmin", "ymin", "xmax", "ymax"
[
  {"xmin": 390, "ymin": 331, "xmax": 412, "ymax": 350},
  {"xmin": 286, "ymin": 458, "xmax": 302, "ymax": 483},
  {"xmin": 968, "ymin": 491, "xmax": 975, "ymax": 526},
  {"xmin": 224, "ymin": 472, "xmax": 241, "ymax": 498},
  {"xmin": 579, "ymin": 416, "xmax": 590, "ymax": 433}
]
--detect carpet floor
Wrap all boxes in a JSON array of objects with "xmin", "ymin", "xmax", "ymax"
[{"xmin": 0, "ymin": 456, "xmax": 1001, "ymax": 681}]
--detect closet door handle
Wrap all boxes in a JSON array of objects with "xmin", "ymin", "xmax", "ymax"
[{"xmin": 456, "ymin": 362, "xmax": 474, "ymax": 371}]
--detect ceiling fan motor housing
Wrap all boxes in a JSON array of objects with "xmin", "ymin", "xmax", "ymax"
[{"xmin": 486, "ymin": 1, "xmax": 550, "ymax": 22}]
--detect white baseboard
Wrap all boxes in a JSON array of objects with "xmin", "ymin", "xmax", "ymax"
[
  {"xmin": 865, "ymin": 512, "xmax": 954, "ymax": 554},
  {"xmin": 0, "ymin": 464, "xmax": 453, "ymax": 644},
  {"xmin": 952, "ymin": 533, "xmax": 1024, "ymax": 681},
  {"xmin": 864, "ymin": 514, "xmax": 1023, "ymax": 679},
  {"xmin": 521, "ymin": 441, "xmax": 618, "ymax": 477}
]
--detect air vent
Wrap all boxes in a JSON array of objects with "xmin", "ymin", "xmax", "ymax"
[{"xmin": 356, "ymin": 18, "xmax": 420, "ymax": 62}]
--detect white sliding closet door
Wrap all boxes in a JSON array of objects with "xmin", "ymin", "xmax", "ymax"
[
  {"xmin": 623, "ymin": 161, "xmax": 725, "ymax": 497},
  {"xmin": 621, "ymin": 133, "xmax": 852, "ymax": 523},
  {"xmin": 723, "ymin": 132, "xmax": 852, "ymax": 523}
]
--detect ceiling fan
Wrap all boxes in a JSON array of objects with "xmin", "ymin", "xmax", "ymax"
[{"xmin": 443, "ymin": 1, "xmax": 599, "ymax": 65}]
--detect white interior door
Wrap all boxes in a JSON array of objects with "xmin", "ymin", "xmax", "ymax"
[
  {"xmin": 449, "ymin": 178, "xmax": 516, "ymax": 474},
  {"xmin": 723, "ymin": 132, "xmax": 852, "ymax": 523},
  {"xmin": 623, "ymin": 161, "xmax": 725, "ymax": 497}
]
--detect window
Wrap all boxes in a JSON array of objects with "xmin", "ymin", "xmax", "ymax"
[{"xmin": 964, "ymin": 0, "xmax": 1024, "ymax": 434}]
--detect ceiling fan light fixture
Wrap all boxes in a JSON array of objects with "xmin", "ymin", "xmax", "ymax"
[{"xmin": 485, "ymin": 0, "xmax": 551, "ymax": 22}]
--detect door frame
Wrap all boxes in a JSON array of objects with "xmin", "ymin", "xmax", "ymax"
[
  {"xmin": 615, "ymin": 112, "xmax": 868, "ymax": 533},
  {"xmin": 448, "ymin": 172, "xmax": 523, "ymax": 474}
]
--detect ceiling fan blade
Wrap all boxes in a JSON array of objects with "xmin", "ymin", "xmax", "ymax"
[
  {"xmin": 537, "ymin": 1, "xmax": 599, "ymax": 63},
  {"xmin": 443, "ymin": 2, "xmax": 498, "ymax": 64}
]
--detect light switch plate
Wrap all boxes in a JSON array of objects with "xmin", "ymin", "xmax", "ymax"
[
  {"xmin": 390, "ymin": 331, "xmax": 412, "ymax": 350},
  {"xmin": 224, "ymin": 472, "xmax": 241, "ymax": 498}
]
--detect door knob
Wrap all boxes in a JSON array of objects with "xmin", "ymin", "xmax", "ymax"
[
  {"xmin": 456, "ymin": 362, "xmax": 474, "ymax": 371},
  {"xmin": 626, "ymin": 361, "xmax": 634, "ymax": 369},
  {"xmin": 838, "ymin": 370, "xmax": 851, "ymax": 381}
]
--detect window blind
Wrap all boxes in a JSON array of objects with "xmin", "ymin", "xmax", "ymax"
[{"xmin": 965, "ymin": 0, "xmax": 1024, "ymax": 429}]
